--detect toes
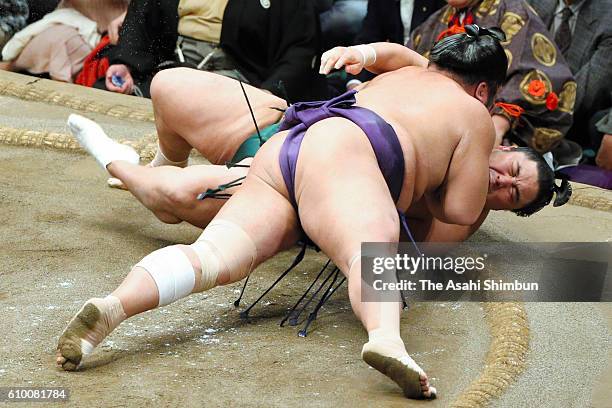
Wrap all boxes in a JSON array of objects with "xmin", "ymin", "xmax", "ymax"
[
  {"xmin": 57, "ymin": 353, "xmax": 79, "ymax": 372},
  {"xmin": 56, "ymin": 353, "xmax": 78, "ymax": 371},
  {"xmin": 107, "ymin": 177, "xmax": 127, "ymax": 190},
  {"xmin": 424, "ymin": 386, "xmax": 437, "ymax": 399},
  {"xmin": 56, "ymin": 338, "xmax": 82, "ymax": 371},
  {"xmin": 418, "ymin": 373, "xmax": 436, "ymax": 399},
  {"xmin": 61, "ymin": 360, "xmax": 79, "ymax": 371}
]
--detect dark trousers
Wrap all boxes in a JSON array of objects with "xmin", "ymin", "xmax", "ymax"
[{"xmin": 27, "ymin": 0, "xmax": 61, "ymax": 23}]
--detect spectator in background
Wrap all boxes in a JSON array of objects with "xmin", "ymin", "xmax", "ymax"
[
  {"xmin": 318, "ymin": 0, "xmax": 368, "ymax": 50},
  {"xmin": 1, "ymin": 0, "xmax": 128, "ymax": 83},
  {"xmin": 528, "ymin": 0, "xmax": 612, "ymax": 168},
  {"xmin": 0, "ymin": 0, "xmax": 28, "ymax": 49},
  {"xmin": 408, "ymin": 0, "xmax": 575, "ymax": 160},
  {"xmin": 96, "ymin": 0, "xmax": 178, "ymax": 97},
  {"xmin": 357, "ymin": 0, "xmax": 447, "ymax": 45},
  {"xmin": 593, "ymin": 109, "xmax": 612, "ymax": 171},
  {"xmin": 101, "ymin": 0, "xmax": 326, "ymax": 102}
]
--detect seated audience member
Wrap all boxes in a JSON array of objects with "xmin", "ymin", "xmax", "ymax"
[
  {"xmin": 101, "ymin": 0, "xmax": 326, "ymax": 101},
  {"xmin": 594, "ymin": 108, "xmax": 612, "ymax": 171},
  {"xmin": 1, "ymin": 0, "xmax": 128, "ymax": 83},
  {"xmin": 528, "ymin": 0, "xmax": 612, "ymax": 168},
  {"xmin": 0, "ymin": 0, "xmax": 28, "ymax": 49},
  {"xmin": 357, "ymin": 0, "xmax": 447, "ymax": 45},
  {"xmin": 96, "ymin": 0, "xmax": 178, "ymax": 97},
  {"xmin": 408, "ymin": 0, "xmax": 575, "ymax": 160}
]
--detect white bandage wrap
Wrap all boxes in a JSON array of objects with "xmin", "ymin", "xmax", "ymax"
[
  {"xmin": 350, "ymin": 44, "xmax": 377, "ymax": 67},
  {"xmin": 135, "ymin": 220, "xmax": 257, "ymax": 307},
  {"xmin": 191, "ymin": 219, "xmax": 257, "ymax": 289},
  {"xmin": 135, "ymin": 246, "xmax": 196, "ymax": 307},
  {"xmin": 150, "ymin": 143, "xmax": 189, "ymax": 168},
  {"xmin": 190, "ymin": 240, "xmax": 221, "ymax": 292}
]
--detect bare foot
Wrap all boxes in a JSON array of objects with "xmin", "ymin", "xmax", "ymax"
[
  {"xmin": 56, "ymin": 296, "xmax": 126, "ymax": 371},
  {"xmin": 362, "ymin": 339, "xmax": 436, "ymax": 399}
]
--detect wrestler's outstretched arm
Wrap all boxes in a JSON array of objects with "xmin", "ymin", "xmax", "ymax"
[
  {"xmin": 425, "ymin": 105, "xmax": 495, "ymax": 226},
  {"xmin": 319, "ymin": 42, "xmax": 428, "ymax": 76}
]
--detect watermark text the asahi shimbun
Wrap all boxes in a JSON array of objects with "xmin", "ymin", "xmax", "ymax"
[{"xmin": 361, "ymin": 242, "xmax": 611, "ymax": 302}]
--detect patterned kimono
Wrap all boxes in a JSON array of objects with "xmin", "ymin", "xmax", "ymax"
[{"xmin": 407, "ymin": 0, "xmax": 576, "ymax": 153}]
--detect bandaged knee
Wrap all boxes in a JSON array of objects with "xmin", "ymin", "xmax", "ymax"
[
  {"xmin": 135, "ymin": 246, "xmax": 196, "ymax": 307},
  {"xmin": 191, "ymin": 220, "xmax": 257, "ymax": 289},
  {"xmin": 135, "ymin": 220, "xmax": 257, "ymax": 307}
]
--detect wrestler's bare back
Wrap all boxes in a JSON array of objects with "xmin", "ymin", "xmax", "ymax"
[{"xmin": 246, "ymin": 66, "xmax": 496, "ymax": 228}]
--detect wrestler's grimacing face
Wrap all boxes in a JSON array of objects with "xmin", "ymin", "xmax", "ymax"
[{"xmin": 486, "ymin": 151, "xmax": 540, "ymax": 211}]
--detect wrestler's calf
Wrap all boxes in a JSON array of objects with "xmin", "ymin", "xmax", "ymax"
[{"xmin": 56, "ymin": 220, "xmax": 257, "ymax": 370}]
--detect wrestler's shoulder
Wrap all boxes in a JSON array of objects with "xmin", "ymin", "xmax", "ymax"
[
  {"xmin": 449, "ymin": 97, "xmax": 495, "ymax": 143},
  {"xmin": 437, "ymin": 92, "xmax": 491, "ymax": 122}
]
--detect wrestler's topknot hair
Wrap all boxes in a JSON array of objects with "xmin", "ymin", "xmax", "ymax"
[
  {"xmin": 429, "ymin": 24, "xmax": 508, "ymax": 99},
  {"xmin": 509, "ymin": 147, "xmax": 572, "ymax": 217}
]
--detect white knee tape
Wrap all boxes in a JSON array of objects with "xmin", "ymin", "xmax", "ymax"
[
  {"xmin": 190, "ymin": 219, "xmax": 257, "ymax": 291},
  {"xmin": 189, "ymin": 240, "xmax": 220, "ymax": 292},
  {"xmin": 135, "ymin": 246, "xmax": 195, "ymax": 307}
]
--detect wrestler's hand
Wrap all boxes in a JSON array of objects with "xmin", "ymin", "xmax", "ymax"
[
  {"xmin": 105, "ymin": 64, "xmax": 134, "ymax": 94},
  {"xmin": 320, "ymin": 46, "xmax": 366, "ymax": 76},
  {"xmin": 596, "ymin": 134, "xmax": 612, "ymax": 171},
  {"xmin": 107, "ymin": 11, "xmax": 127, "ymax": 45}
]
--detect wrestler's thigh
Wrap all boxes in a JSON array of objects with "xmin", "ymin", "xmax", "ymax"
[
  {"xmin": 211, "ymin": 172, "xmax": 302, "ymax": 267},
  {"xmin": 151, "ymin": 68, "xmax": 286, "ymax": 163},
  {"xmin": 296, "ymin": 122, "xmax": 400, "ymax": 272}
]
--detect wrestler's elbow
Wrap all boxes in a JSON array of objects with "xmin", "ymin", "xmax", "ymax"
[{"xmin": 442, "ymin": 206, "xmax": 481, "ymax": 226}]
